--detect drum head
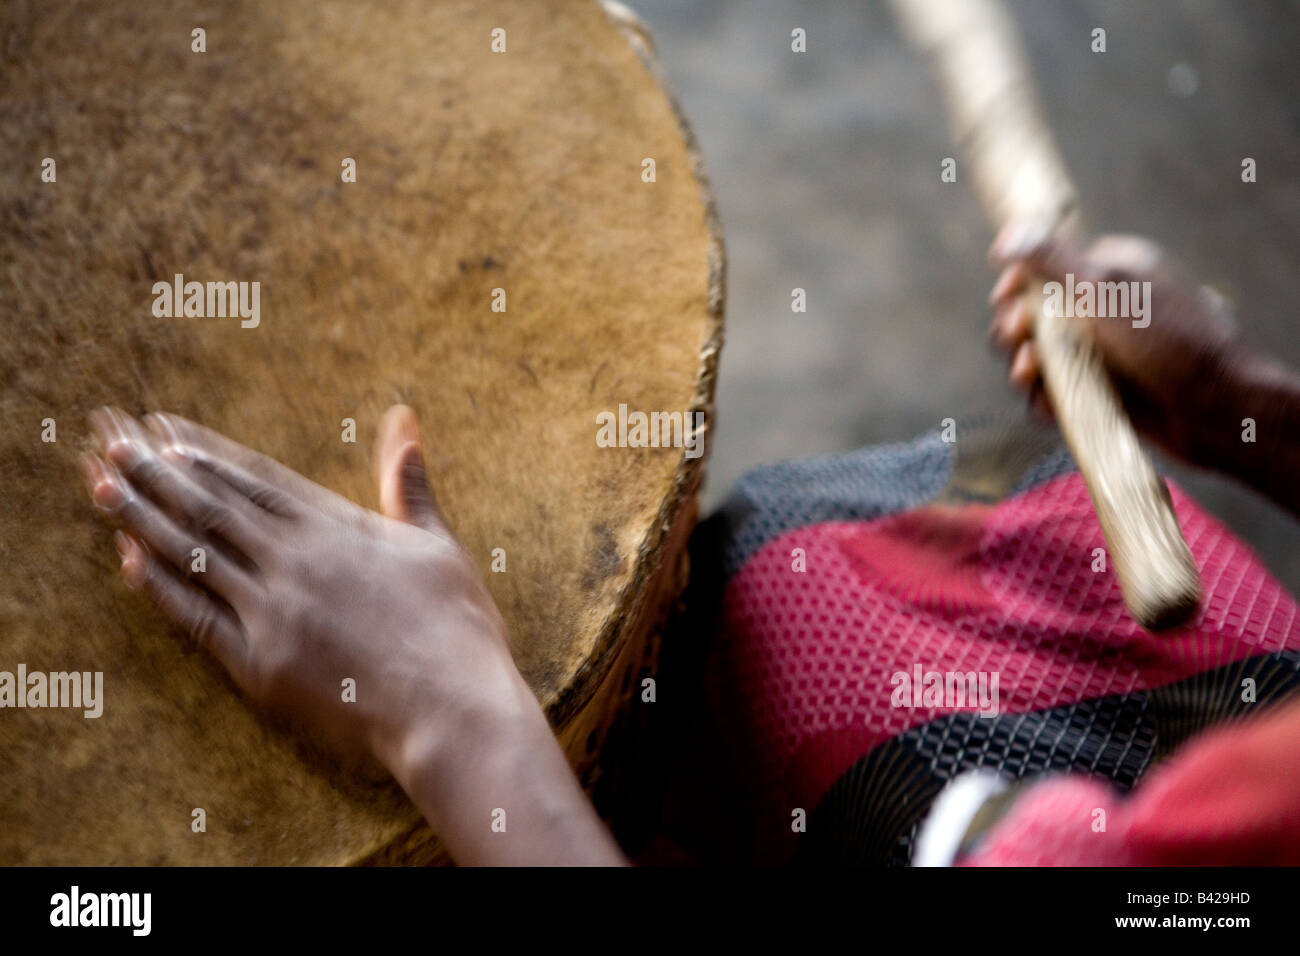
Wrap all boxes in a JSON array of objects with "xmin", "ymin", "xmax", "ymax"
[{"xmin": 0, "ymin": 0, "xmax": 722, "ymax": 864}]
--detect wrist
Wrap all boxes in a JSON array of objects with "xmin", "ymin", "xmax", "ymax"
[
  {"xmin": 1189, "ymin": 346, "xmax": 1300, "ymax": 503},
  {"xmin": 1179, "ymin": 340, "xmax": 1261, "ymax": 470},
  {"xmin": 374, "ymin": 640, "xmax": 627, "ymax": 865},
  {"xmin": 383, "ymin": 666, "xmax": 540, "ymax": 790}
]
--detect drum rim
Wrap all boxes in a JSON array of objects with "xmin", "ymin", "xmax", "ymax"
[{"xmin": 540, "ymin": 0, "xmax": 727, "ymax": 732}]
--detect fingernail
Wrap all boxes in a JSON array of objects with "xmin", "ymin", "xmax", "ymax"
[
  {"xmin": 1010, "ymin": 341, "xmax": 1036, "ymax": 382},
  {"xmin": 162, "ymin": 444, "xmax": 193, "ymax": 465},
  {"xmin": 113, "ymin": 530, "xmax": 130, "ymax": 559},
  {"xmin": 92, "ymin": 475, "xmax": 127, "ymax": 512},
  {"xmin": 989, "ymin": 267, "xmax": 1020, "ymax": 304},
  {"xmin": 990, "ymin": 223, "xmax": 1025, "ymax": 260},
  {"xmin": 144, "ymin": 413, "xmax": 179, "ymax": 445},
  {"xmin": 89, "ymin": 406, "xmax": 128, "ymax": 450},
  {"xmin": 105, "ymin": 438, "xmax": 143, "ymax": 470},
  {"xmin": 78, "ymin": 452, "xmax": 103, "ymax": 494}
]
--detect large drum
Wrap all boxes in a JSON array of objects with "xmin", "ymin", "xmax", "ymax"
[{"xmin": 0, "ymin": 0, "xmax": 723, "ymax": 864}]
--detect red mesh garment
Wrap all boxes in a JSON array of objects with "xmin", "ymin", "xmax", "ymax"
[
  {"xmin": 707, "ymin": 473, "xmax": 1300, "ymax": 857},
  {"xmin": 961, "ymin": 697, "xmax": 1300, "ymax": 866}
]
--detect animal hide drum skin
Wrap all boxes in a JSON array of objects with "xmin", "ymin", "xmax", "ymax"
[{"xmin": 0, "ymin": 0, "xmax": 724, "ymax": 864}]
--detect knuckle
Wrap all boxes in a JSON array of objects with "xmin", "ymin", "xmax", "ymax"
[
  {"xmin": 194, "ymin": 497, "xmax": 234, "ymax": 536},
  {"xmin": 187, "ymin": 606, "xmax": 220, "ymax": 649},
  {"xmin": 1090, "ymin": 237, "xmax": 1162, "ymax": 279},
  {"xmin": 249, "ymin": 485, "xmax": 291, "ymax": 516},
  {"xmin": 1094, "ymin": 264, "xmax": 1134, "ymax": 286},
  {"xmin": 113, "ymin": 493, "xmax": 142, "ymax": 525},
  {"xmin": 120, "ymin": 498, "xmax": 164, "ymax": 544},
  {"xmin": 249, "ymin": 640, "xmax": 295, "ymax": 699}
]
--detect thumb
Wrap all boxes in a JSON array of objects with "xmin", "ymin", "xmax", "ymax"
[{"xmin": 375, "ymin": 405, "xmax": 444, "ymax": 532}]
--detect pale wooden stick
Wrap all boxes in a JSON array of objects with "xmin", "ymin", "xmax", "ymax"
[{"xmin": 892, "ymin": 0, "xmax": 1199, "ymax": 629}]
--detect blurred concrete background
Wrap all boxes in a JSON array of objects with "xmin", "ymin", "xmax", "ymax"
[{"xmin": 632, "ymin": 0, "xmax": 1300, "ymax": 593}]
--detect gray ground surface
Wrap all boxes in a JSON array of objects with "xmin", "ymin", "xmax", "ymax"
[{"xmin": 634, "ymin": 0, "xmax": 1300, "ymax": 593}]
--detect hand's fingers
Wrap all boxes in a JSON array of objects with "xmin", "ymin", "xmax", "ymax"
[
  {"xmin": 102, "ymin": 434, "xmax": 271, "ymax": 561},
  {"xmin": 989, "ymin": 261, "xmax": 1029, "ymax": 305},
  {"xmin": 90, "ymin": 460, "xmax": 257, "ymax": 603},
  {"xmin": 397, "ymin": 441, "xmax": 445, "ymax": 530},
  {"xmin": 989, "ymin": 220, "xmax": 1054, "ymax": 265},
  {"xmin": 375, "ymin": 405, "xmax": 450, "ymax": 536},
  {"xmin": 160, "ymin": 444, "xmax": 267, "ymax": 520},
  {"xmin": 375, "ymin": 405, "xmax": 447, "ymax": 528},
  {"xmin": 989, "ymin": 221, "xmax": 1093, "ymax": 284},
  {"xmin": 146, "ymin": 414, "xmax": 299, "ymax": 521},
  {"xmin": 90, "ymin": 406, "xmax": 149, "ymax": 444},
  {"xmin": 391, "ymin": 441, "xmax": 455, "ymax": 540},
  {"xmin": 117, "ymin": 532, "xmax": 249, "ymax": 684},
  {"xmin": 147, "ymin": 413, "xmax": 338, "ymax": 516},
  {"xmin": 991, "ymin": 299, "xmax": 1034, "ymax": 351},
  {"xmin": 79, "ymin": 449, "xmax": 114, "ymax": 500},
  {"xmin": 1009, "ymin": 340, "xmax": 1040, "ymax": 390},
  {"xmin": 184, "ymin": 449, "xmax": 303, "ymax": 519}
]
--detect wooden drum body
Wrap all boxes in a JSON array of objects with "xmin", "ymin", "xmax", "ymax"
[{"xmin": 0, "ymin": 0, "xmax": 723, "ymax": 864}]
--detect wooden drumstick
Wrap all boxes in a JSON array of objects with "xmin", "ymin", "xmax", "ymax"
[{"xmin": 891, "ymin": 0, "xmax": 1200, "ymax": 629}]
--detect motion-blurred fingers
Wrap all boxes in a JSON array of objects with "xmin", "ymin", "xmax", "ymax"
[{"xmin": 117, "ymin": 532, "xmax": 249, "ymax": 682}]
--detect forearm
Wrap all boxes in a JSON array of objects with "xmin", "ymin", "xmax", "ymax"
[
  {"xmin": 1194, "ymin": 349, "xmax": 1300, "ymax": 516},
  {"xmin": 385, "ymin": 670, "xmax": 628, "ymax": 867}
]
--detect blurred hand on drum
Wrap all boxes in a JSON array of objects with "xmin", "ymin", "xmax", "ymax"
[{"xmin": 82, "ymin": 405, "xmax": 624, "ymax": 866}]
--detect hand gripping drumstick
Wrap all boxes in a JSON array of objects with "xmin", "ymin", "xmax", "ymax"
[{"xmin": 890, "ymin": 0, "xmax": 1200, "ymax": 629}]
